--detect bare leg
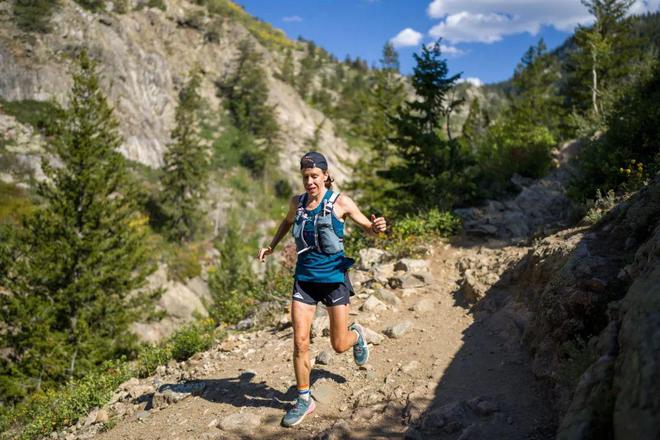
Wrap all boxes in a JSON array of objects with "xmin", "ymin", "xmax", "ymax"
[
  {"xmin": 291, "ymin": 300, "xmax": 316, "ymax": 389},
  {"xmin": 327, "ymin": 304, "xmax": 358, "ymax": 353}
]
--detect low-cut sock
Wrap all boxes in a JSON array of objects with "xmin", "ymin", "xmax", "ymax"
[
  {"xmin": 297, "ymin": 385, "xmax": 310, "ymax": 401},
  {"xmin": 352, "ymin": 328, "xmax": 360, "ymax": 345}
]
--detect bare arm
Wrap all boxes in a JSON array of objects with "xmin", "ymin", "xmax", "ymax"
[
  {"xmin": 337, "ymin": 194, "xmax": 387, "ymax": 236},
  {"xmin": 257, "ymin": 195, "xmax": 298, "ymax": 262}
]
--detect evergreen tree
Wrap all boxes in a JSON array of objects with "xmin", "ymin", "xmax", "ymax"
[
  {"xmin": 13, "ymin": 0, "xmax": 59, "ymax": 33},
  {"xmin": 510, "ymin": 39, "xmax": 564, "ymax": 136},
  {"xmin": 566, "ymin": 0, "xmax": 638, "ymax": 117},
  {"xmin": 219, "ymin": 40, "xmax": 279, "ymax": 175},
  {"xmin": 461, "ymin": 97, "xmax": 488, "ymax": 149},
  {"xmin": 160, "ymin": 71, "xmax": 210, "ymax": 243},
  {"xmin": 279, "ymin": 48, "xmax": 296, "ymax": 86},
  {"xmin": 380, "ymin": 41, "xmax": 400, "ymax": 73},
  {"xmin": 388, "ymin": 40, "xmax": 473, "ymax": 211},
  {"xmin": 0, "ymin": 53, "xmax": 154, "ymax": 403},
  {"xmin": 220, "ymin": 40, "xmax": 279, "ymax": 141}
]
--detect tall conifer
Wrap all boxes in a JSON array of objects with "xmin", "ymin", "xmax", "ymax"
[
  {"xmin": 160, "ymin": 71, "xmax": 210, "ymax": 243},
  {"xmin": 0, "ymin": 52, "xmax": 154, "ymax": 401}
]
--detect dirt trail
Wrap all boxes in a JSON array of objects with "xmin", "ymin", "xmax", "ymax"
[{"xmin": 92, "ymin": 239, "xmax": 556, "ymax": 440}]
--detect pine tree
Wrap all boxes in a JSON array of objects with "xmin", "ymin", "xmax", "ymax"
[
  {"xmin": 0, "ymin": 52, "xmax": 154, "ymax": 402},
  {"xmin": 219, "ymin": 40, "xmax": 279, "ymax": 175},
  {"xmin": 160, "ymin": 71, "xmax": 210, "ymax": 243},
  {"xmin": 510, "ymin": 39, "xmax": 564, "ymax": 137},
  {"xmin": 380, "ymin": 41, "xmax": 400, "ymax": 73},
  {"xmin": 566, "ymin": 0, "xmax": 638, "ymax": 117},
  {"xmin": 387, "ymin": 40, "xmax": 472, "ymax": 211},
  {"xmin": 462, "ymin": 97, "xmax": 488, "ymax": 148},
  {"xmin": 279, "ymin": 48, "xmax": 296, "ymax": 85},
  {"xmin": 220, "ymin": 40, "xmax": 279, "ymax": 141}
]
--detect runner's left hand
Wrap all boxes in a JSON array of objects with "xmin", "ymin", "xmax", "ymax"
[{"xmin": 370, "ymin": 214, "xmax": 387, "ymax": 234}]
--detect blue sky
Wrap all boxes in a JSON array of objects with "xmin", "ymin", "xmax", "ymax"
[{"xmin": 237, "ymin": 0, "xmax": 659, "ymax": 85}]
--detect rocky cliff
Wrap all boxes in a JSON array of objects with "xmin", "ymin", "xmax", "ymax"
[
  {"xmin": 509, "ymin": 175, "xmax": 660, "ymax": 438},
  {"xmin": 0, "ymin": 0, "xmax": 356, "ymax": 183}
]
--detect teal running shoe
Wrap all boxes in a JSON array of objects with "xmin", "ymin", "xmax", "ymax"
[
  {"xmin": 350, "ymin": 323, "xmax": 369, "ymax": 366},
  {"xmin": 281, "ymin": 397, "xmax": 316, "ymax": 427}
]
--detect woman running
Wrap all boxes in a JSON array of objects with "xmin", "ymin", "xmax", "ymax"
[{"xmin": 257, "ymin": 151, "xmax": 387, "ymax": 427}]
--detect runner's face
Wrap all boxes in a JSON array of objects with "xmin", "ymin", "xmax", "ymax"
[{"xmin": 301, "ymin": 167, "xmax": 327, "ymax": 197}]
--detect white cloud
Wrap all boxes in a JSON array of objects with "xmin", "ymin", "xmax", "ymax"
[
  {"xmin": 458, "ymin": 77, "xmax": 483, "ymax": 87},
  {"xmin": 440, "ymin": 44, "xmax": 464, "ymax": 56},
  {"xmin": 426, "ymin": 0, "xmax": 659, "ymax": 44},
  {"xmin": 390, "ymin": 28, "xmax": 423, "ymax": 48},
  {"xmin": 282, "ymin": 15, "xmax": 303, "ymax": 23}
]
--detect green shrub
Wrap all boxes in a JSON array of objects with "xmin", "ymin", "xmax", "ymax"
[
  {"xmin": 0, "ymin": 317, "xmax": 222, "ymax": 439},
  {"xmin": 74, "ymin": 0, "xmax": 106, "ymax": 12},
  {"xmin": 345, "ymin": 209, "xmax": 461, "ymax": 259},
  {"xmin": 169, "ymin": 321, "xmax": 214, "ymax": 362},
  {"xmin": 134, "ymin": 344, "xmax": 171, "ymax": 378},
  {"xmin": 477, "ymin": 115, "xmax": 556, "ymax": 197},
  {"xmin": 164, "ymin": 242, "xmax": 203, "ymax": 282},
  {"xmin": 583, "ymin": 189, "xmax": 617, "ymax": 224},
  {"xmin": 569, "ymin": 59, "xmax": 660, "ymax": 201},
  {"xmin": 0, "ymin": 99, "xmax": 62, "ymax": 136},
  {"xmin": 0, "ymin": 181, "xmax": 34, "ymax": 224},
  {"xmin": 12, "ymin": 0, "xmax": 59, "ymax": 33}
]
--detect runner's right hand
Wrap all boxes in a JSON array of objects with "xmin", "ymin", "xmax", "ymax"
[{"xmin": 257, "ymin": 246, "xmax": 273, "ymax": 262}]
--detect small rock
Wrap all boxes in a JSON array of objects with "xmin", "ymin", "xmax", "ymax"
[
  {"xmin": 319, "ymin": 419, "xmax": 352, "ymax": 440},
  {"xmin": 84, "ymin": 409, "xmax": 98, "ymax": 427},
  {"xmin": 389, "ymin": 273, "xmax": 428, "ymax": 289},
  {"xmin": 410, "ymin": 299, "xmax": 434, "ymax": 313},
  {"xmin": 474, "ymin": 399, "xmax": 498, "ymax": 416},
  {"xmin": 95, "ymin": 408, "xmax": 109, "ymax": 424},
  {"xmin": 359, "ymin": 248, "xmax": 390, "ymax": 269},
  {"xmin": 384, "ymin": 321, "xmax": 413, "ymax": 338},
  {"xmin": 312, "ymin": 380, "xmax": 336, "ymax": 404},
  {"xmin": 311, "ymin": 316, "xmax": 330, "ymax": 338},
  {"xmin": 360, "ymin": 295, "xmax": 387, "ymax": 312},
  {"xmin": 207, "ymin": 418, "xmax": 218, "ymax": 428},
  {"xmin": 394, "ymin": 259, "xmax": 430, "ymax": 272},
  {"xmin": 219, "ymin": 412, "xmax": 261, "ymax": 433},
  {"xmin": 401, "ymin": 360, "xmax": 419, "ymax": 373},
  {"xmin": 236, "ymin": 317, "xmax": 255, "ymax": 330},
  {"xmin": 376, "ymin": 289, "xmax": 402, "ymax": 306},
  {"xmin": 136, "ymin": 410, "xmax": 150, "ymax": 420},
  {"xmin": 363, "ymin": 327, "xmax": 384, "ymax": 345},
  {"xmin": 316, "ymin": 350, "xmax": 332, "ymax": 365}
]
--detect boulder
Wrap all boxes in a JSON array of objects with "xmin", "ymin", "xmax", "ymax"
[
  {"xmin": 394, "ymin": 259, "xmax": 430, "ymax": 273},
  {"xmin": 384, "ymin": 321, "xmax": 413, "ymax": 338},
  {"xmin": 410, "ymin": 299, "xmax": 434, "ymax": 313},
  {"xmin": 360, "ymin": 295, "xmax": 387, "ymax": 312},
  {"xmin": 363, "ymin": 327, "xmax": 385, "ymax": 345},
  {"xmin": 219, "ymin": 412, "xmax": 262, "ymax": 434},
  {"xmin": 377, "ymin": 289, "xmax": 402, "ymax": 306},
  {"xmin": 359, "ymin": 248, "xmax": 390, "ymax": 270}
]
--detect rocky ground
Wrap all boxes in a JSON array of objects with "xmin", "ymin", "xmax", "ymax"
[{"xmin": 53, "ymin": 238, "xmax": 557, "ymax": 440}]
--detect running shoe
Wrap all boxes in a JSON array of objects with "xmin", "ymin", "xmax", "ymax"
[
  {"xmin": 281, "ymin": 397, "xmax": 316, "ymax": 427},
  {"xmin": 350, "ymin": 323, "xmax": 369, "ymax": 366}
]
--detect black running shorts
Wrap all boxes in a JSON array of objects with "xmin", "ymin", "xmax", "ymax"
[{"xmin": 292, "ymin": 274, "xmax": 354, "ymax": 307}]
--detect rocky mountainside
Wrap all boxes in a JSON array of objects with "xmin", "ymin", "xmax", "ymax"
[
  {"xmin": 0, "ymin": 0, "xmax": 356, "ymax": 184},
  {"xmin": 0, "ymin": 0, "xmax": 368, "ymax": 342}
]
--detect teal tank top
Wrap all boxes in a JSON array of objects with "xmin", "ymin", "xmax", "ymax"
[{"xmin": 294, "ymin": 191, "xmax": 354, "ymax": 283}]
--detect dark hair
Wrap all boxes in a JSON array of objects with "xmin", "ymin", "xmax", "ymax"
[{"xmin": 325, "ymin": 173, "xmax": 334, "ymax": 189}]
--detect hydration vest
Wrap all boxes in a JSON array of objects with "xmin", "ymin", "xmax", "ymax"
[{"xmin": 292, "ymin": 191, "xmax": 344, "ymax": 255}]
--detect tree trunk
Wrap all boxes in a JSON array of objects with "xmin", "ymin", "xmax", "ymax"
[{"xmin": 592, "ymin": 49, "xmax": 599, "ymax": 116}]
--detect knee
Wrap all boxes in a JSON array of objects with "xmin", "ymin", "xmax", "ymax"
[
  {"xmin": 294, "ymin": 337, "xmax": 310, "ymax": 355},
  {"xmin": 330, "ymin": 334, "xmax": 349, "ymax": 354}
]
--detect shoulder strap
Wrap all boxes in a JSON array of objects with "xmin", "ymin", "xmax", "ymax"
[
  {"xmin": 297, "ymin": 193, "xmax": 307, "ymax": 208},
  {"xmin": 323, "ymin": 191, "xmax": 340, "ymax": 215}
]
